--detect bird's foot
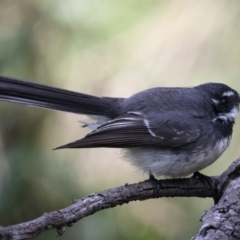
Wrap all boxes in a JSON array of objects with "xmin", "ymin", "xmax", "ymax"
[{"xmin": 191, "ymin": 171, "xmax": 212, "ymax": 186}]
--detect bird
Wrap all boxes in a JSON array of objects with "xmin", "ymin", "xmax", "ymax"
[{"xmin": 0, "ymin": 75, "xmax": 239, "ymax": 178}]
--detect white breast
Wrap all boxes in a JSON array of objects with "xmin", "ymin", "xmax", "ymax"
[{"xmin": 123, "ymin": 137, "xmax": 231, "ymax": 177}]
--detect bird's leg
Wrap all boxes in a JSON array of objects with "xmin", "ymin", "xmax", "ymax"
[
  {"xmin": 148, "ymin": 171, "xmax": 160, "ymax": 197},
  {"xmin": 149, "ymin": 170, "xmax": 156, "ymax": 180}
]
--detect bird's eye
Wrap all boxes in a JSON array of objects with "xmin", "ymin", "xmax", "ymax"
[{"xmin": 221, "ymin": 97, "xmax": 228, "ymax": 103}]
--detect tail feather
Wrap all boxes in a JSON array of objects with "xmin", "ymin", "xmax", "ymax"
[{"xmin": 0, "ymin": 76, "xmax": 121, "ymax": 117}]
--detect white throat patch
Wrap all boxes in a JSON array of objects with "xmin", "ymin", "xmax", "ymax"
[{"xmin": 213, "ymin": 106, "xmax": 239, "ymax": 123}]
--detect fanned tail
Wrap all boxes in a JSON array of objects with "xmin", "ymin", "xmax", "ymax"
[{"xmin": 0, "ymin": 76, "xmax": 121, "ymax": 117}]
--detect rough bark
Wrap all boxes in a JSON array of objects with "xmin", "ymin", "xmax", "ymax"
[
  {"xmin": 193, "ymin": 159, "xmax": 240, "ymax": 240},
  {"xmin": 1, "ymin": 159, "xmax": 240, "ymax": 240}
]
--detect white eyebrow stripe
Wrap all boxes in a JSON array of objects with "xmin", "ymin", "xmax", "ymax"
[{"xmin": 222, "ymin": 91, "xmax": 235, "ymax": 97}]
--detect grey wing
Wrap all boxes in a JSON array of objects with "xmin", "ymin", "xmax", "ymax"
[{"xmin": 55, "ymin": 112, "xmax": 201, "ymax": 149}]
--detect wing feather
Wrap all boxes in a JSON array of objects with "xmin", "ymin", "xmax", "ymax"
[{"xmin": 55, "ymin": 112, "xmax": 201, "ymax": 149}]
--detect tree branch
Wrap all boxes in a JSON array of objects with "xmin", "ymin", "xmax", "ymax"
[{"xmin": 1, "ymin": 159, "xmax": 240, "ymax": 240}]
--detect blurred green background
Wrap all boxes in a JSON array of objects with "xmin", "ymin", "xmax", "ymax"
[{"xmin": 0, "ymin": 1, "xmax": 240, "ymax": 239}]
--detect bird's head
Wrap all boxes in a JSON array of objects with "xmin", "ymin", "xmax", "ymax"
[{"xmin": 197, "ymin": 83, "xmax": 240, "ymax": 123}]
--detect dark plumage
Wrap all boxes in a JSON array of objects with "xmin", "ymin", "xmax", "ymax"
[{"xmin": 0, "ymin": 76, "xmax": 239, "ymax": 177}]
